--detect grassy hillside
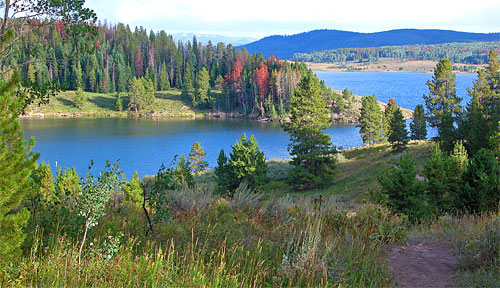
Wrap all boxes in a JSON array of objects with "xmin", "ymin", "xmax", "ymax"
[
  {"xmin": 23, "ymin": 88, "xmax": 411, "ymax": 123},
  {"xmin": 23, "ymin": 90, "xmax": 208, "ymax": 118}
]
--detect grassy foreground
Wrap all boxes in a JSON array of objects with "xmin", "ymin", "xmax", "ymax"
[{"xmin": 1, "ymin": 142, "xmax": 498, "ymax": 287}]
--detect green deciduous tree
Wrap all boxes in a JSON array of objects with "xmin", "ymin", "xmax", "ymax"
[
  {"xmin": 283, "ymin": 73, "xmax": 337, "ymax": 190},
  {"xmin": 410, "ymin": 104, "xmax": 427, "ymax": 140},
  {"xmin": 76, "ymin": 160, "xmax": 121, "ymax": 265},
  {"xmin": 358, "ymin": 95, "xmax": 383, "ymax": 144},
  {"xmin": 388, "ymin": 107, "xmax": 409, "ymax": 151},
  {"xmin": 188, "ymin": 142, "xmax": 208, "ymax": 173},
  {"xmin": 0, "ymin": 74, "xmax": 39, "ymax": 267}
]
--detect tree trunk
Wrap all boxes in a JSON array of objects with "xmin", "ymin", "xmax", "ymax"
[{"xmin": 78, "ymin": 221, "xmax": 89, "ymax": 266}]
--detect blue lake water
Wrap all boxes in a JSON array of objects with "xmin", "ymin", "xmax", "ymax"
[{"xmin": 21, "ymin": 71, "xmax": 478, "ymax": 179}]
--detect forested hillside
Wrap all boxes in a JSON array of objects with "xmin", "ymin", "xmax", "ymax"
[
  {"xmin": 294, "ymin": 41, "xmax": 500, "ymax": 64},
  {"xmin": 11, "ymin": 21, "xmax": 312, "ymax": 118},
  {"xmin": 240, "ymin": 29, "xmax": 500, "ymax": 59}
]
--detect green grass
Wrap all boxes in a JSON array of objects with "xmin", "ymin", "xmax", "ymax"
[{"xmin": 24, "ymin": 89, "xmax": 211, "ymax": 118}]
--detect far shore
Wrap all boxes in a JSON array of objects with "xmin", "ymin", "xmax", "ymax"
[{"xmin": 307, "ymin": 59, "xmax": 486, "ymax": 74}]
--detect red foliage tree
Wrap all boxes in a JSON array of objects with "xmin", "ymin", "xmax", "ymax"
[{"xmin": 255, "ymin": 61, "xmax": 270, "ymax": 117}]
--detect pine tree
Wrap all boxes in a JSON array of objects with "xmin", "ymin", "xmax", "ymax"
[
  {"xmin": 410, "ymin": 104, "xmax": 427, "ymax": 140},
  {"xmin": 31, "ymin": 161, "xmax": 56, "ymax": 204},
  {"xmin": 122, "ymin": 171, "xmax": 143, "ymax": 206},
  {"xmin": 283, "ymin": 73, "xmax": 337, "ymax": 190},
  {"xmin": 55, "ymin": 166, "xmax": 81, "ymax": 205},
  {"xmin": 115, "ymin": 92, "xmax": 123, "ymax": 111},
  {"xmin": 214, "ymin": 134, "xmax": 267, "ymax": 195},
  {"xmin": 423, "ymin": 58, "xmax": 461, "ymax": 132},
  {"xmin": 195, "ymin": 67, "xmax": 210, "ymax": 108},
  {"xmin": 388, "ymin": 107, "xmax": 409, "ymax": 151},
  {"xmin": 383, "ymin": 98, "xmax": 398, "ymax": 140},
  {"xmin": 188, "ymin": 142, "xmax": 208, "ymax": 173},
  {"xmin": 438, "ymin": 110, "xmax": 456, "ymax": 152},
  {"xmin": 159, "ymin": 63, "xmax": 170, "ymax": 91},
  {"xmin": 173, "ymin": 155, "xmax": 194, "ymax": 188},
  {"xmin": 0, "ymin": 74, "xmax": 39, "ymax": 266},
  {"xmin": 358, "ymin": 95, "xmax": 383, "ymax": 144},
  {"xmin": 74, "ymin": 87, "xmax": 87, "ymax": 108}
]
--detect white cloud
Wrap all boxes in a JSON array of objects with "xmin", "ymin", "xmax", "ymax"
[{"xmin": 85, "ymin": 0, "xmax": 500, "ymax": 37}]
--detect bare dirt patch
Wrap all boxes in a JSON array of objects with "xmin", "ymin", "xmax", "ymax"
[{"xmin": 387, "ymin": 240, "xmax": 458, "ymax": 288}]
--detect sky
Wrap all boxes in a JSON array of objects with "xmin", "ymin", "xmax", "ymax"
[{"xmin": 85, "ymin": 0, "xmax": 500, "ymax": 39}]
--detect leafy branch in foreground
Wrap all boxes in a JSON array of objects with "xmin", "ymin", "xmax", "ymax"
[{"xmin": 76, "ymin": 160, "xmax": 122, "ymax": 265}]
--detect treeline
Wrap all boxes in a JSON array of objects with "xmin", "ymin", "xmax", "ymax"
[
  {"xmin": 294, "ymin": 41, "xmax": 500, "ymax": 65},
  {"xmin": 12, "ymin": 21, "xmax": 312, "ymax": 116}
]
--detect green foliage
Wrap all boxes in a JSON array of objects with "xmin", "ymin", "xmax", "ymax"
[
  {"xmin": 383, "ymin": 98, "xmax": 398, "ymax": 140},
  {"xmin": 128, "ymin": 77, "xmax": 155, "ymax": 114},
  {"xmin": 458, "ymin": 149, "xmax": 500, "ymax": 213},
  {"xmin": 115, "ymin": 92, "xmax": 123, "ymax": 111},
  {"xmin": 159, "ymin": 63, "xmax": 170, "ymax": 91},
  {"xmin": 31, "ymin": 161, "xmax": 56, "ymax": 204},
  {"xmin": 283, "ymin": 73, "xmax": 337, "ymax": 190},
  {"xmin": 214, "ymin": 134, "xmax": 267, "ymax": 195},
  {"xmin": 358, "ymin": 95, "xmax": 384, "ymax": 144},
  {"xmin": 0, "ymin": 73, "xmax": 38, "ymax": 268},
  {"xmin": 377, "ymin": 153, "xmax": 428, "ymax": 223},
  {"xmin": 423, "ymin": 145, "xmax": 464, "ymax": 213},
  {"xmin": 388, "ymin": 107, "xmax": 409, "ymax": 151},
  {"xmin": 423, "ymin": 58, "xmax": 461, "ymax": 132},
  {"xmin": 294, "ymin": 41, "xmax": 500, "ymax": 65},
  {"xmin": 194, "ymin": 67, "xmax": 211, "ymax": 108},
  {"xmin": 410, "ymin": 104, "xmax": 427, "ymax": 140},
  {"xmin": 173, "ymin": 155, "xmax": 194, "ymax": 188},
  {"xmin": 55, "ymin": 166, "xmax": 81, "ymax": 205},
  {"xmin": 122, "ymin": 171, "xmax": 143, "ymax": 206},
  {"xmin": 76, "ymin": 160, "xmax": 122, "ymax": 265},
  {"xmin": 188, "ymin": 142, "xmax": 208, "ymax": 174},
  {"xmin": 437, "ymin": 110, "xmax": 457, "ymax": 152},
  {"xmin": 73, "ymin": 87, "xmax": 87, "ymax": 108}
]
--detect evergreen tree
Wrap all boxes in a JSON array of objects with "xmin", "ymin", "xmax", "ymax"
[
  {"xmin": 423, "ymin": 58, "xmax": 461, "ymax": 133},
  {"xmin": 55, "ymin": 166, "xmax": 81, "ymax": 206},
  {"xmin": 283, "ymin": 73, "xmax": 336, "ymax": 190},
  {"xmin": 122, "ymin": 171, "xmax": 143, "ymax": 206},
  {"xmin": 128, "ymin": 77, "xmax": 154, "ymax": 114},
  {"xmin": 194, "ymin": 67, "xmax": 210, "ymax": 108},
  {"xmin": 214, "ymin": 134, "xmax": 267, "ymax": 194},
  {"xmin": 188, "ymin": 142, "xmax": 208, "ymax": 173},
  {"xmin": 173, "ymin": 155, "xmax": 194, "ymax": 188},
  {"xmin": 438, "ymin": 110, "xmax": 457, "ymax": 152},
  {"xmin": 378, "ymin": 153, "xmax": 427, "ymax": 223},
  {"xmin": 410, "ymin": 104, "xmax": 427, "ymax": 140},
  {"xmin": 358, "ymin": 95, "xmax": 383, "ymax": 144},
  {"xmin": 383, "ymin": 98, "xmax": 398, "ymax": 140},
  {"xmin": 388, "ymin": 107, "xmax": 409, "ymax": 151},
  {"xmin": 159, "ymin": 63, "xmax": 170, "ymax": 91},
  {"xmin": 214, "ymin": 149, "xmax": 232, "ymax": 195},
  {"xmin": 115, "ymin": 92, "xmax": 123, "ymax": 111},
  {"xmin": 74, "ymin": 87, "xmax": 87, "ymax": 108},
  {"xmin": 31, "ymin": 161, "xmax": 56, "ymax": 204},
  {"xmin": 0, "ymin": 74, "xmax": 39, "ymax": 267},
  {"xmin": 72, "ymin": 60, "xmax": 83, "ymax": 90}
]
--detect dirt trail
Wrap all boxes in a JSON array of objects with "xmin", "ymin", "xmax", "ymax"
[{"xmin": 387, "ymin": 240, "xmax": 459, "ymax": 288}]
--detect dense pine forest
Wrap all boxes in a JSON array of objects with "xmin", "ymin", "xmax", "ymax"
[
  {"xmin": 12, "ymin": 21, "xmax": 315, "ymax": 117},
  {"xmin": 294, "ymin": 41, "xmax": 500, "ymax": 64}
]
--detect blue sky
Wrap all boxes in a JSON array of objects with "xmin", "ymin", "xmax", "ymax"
[{"xmin": 85, "ymin": 0, "xmax": 500, "ymax": 38}]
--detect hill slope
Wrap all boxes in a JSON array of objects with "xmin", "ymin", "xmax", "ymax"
[{"xmin": 240, "ymin": 29, "xmax": 500, "ymax": 59}]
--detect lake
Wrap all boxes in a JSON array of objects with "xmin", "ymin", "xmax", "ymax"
[{"xmin": 21, "ymin": 71, "xmax": 477, "ymax": 178}]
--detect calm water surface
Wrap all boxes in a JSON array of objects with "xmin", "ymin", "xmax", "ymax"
[{"xmin": 21, "ymin": 72, "xmax": 478, "ymax": 178}]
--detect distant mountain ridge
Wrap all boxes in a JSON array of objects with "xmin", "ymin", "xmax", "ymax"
[
  {"xmin": 172, "ymin": 33, "xmax": 257, "ymax": 46},
  {"xmin": 240, "ymin": 29, "xmax": 500, "ymax": 59}
]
